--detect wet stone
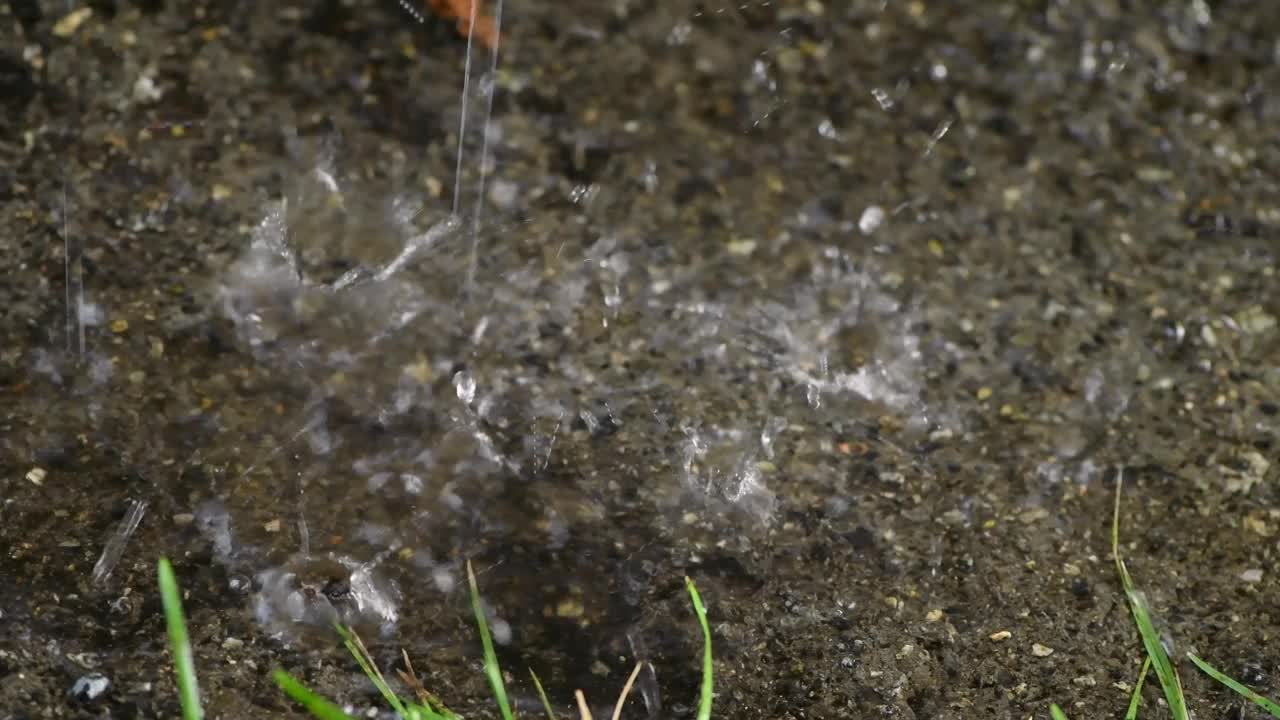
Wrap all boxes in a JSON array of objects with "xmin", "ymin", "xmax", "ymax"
[{"xmin": 68, "ymin": 673, "xmax": 109, "ymax": 703}]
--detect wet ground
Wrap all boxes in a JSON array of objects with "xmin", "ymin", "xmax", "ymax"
[{"xmin": 3, "ymin": 0, "xmax": 1280, "ymax": 718}]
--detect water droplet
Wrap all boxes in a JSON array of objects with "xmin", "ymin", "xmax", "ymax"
[
  {"xmin": 870, "ymin": 87, "xmax": 894, "ymax": 111},
  {"xmin": 806, "ymin": 383, "xmax": 822, "ymax": 409},
  {"xmin": 453, "ymin": 371, "xmax": 476, "ymax": 404},
  {"xmin": 667, "ymin": 22, "xmax": 692, "ymax": 46},
  {"xmin": 642, "ymin": 160, "xmax": 660, "ymax": 193}
]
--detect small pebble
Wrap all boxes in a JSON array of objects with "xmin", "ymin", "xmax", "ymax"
[
  {"xmin": 858, "ymin": 205, "xmax": 885, "ymax": 235},
  {"xmin": 989, "ymin": 630, "xmax": 1012, "ymax": 642},
  {"xmin": 26, "ymin": 467, "xmax": 46, "ymax": 485},
  {"xmin": 1032, "ymin": 643, "xmax": 1054, "ymax": 657},
  {"xmin": 111, "ymin": 319, "xmax": 129, "ymax": 333},
  {"xmin": 1241, "ymin": 569, "xmax": 1263, "ymax": 583},
  {"xmin": 68, "ymin": 673, "xmax": 109, "ymax": 702},
  {"xmin": 53, "ymin": 8, "xmax": 94, "ymax": 37},
  {"xmin": 925, "ymin": 608, "xmax": 944, "ymax": 623},
  {"xmin": 556, "ymin": 597, "xmax": 585, "ymax": 619}
]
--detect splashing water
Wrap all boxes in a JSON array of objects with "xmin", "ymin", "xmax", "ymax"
[{"xmin": 187, "ymin": 0, "xmax": 949, "ymax": 647}]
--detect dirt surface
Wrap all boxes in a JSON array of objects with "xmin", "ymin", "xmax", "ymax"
[{"xmin": 3, "ymin": 1, "xmax": 1280, "ymax": 718}]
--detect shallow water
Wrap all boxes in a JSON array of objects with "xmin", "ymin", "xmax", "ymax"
[{"xmin": 3, "ymin": 1, "xmax": 1280, "ymax": 718}]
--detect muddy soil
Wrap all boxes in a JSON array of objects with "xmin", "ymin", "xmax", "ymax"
[{"xmin": 3, "ymin": 1, "xmax": 1280, "ymax": 718}]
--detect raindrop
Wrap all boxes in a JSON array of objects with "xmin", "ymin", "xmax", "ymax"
[
  {"xmin": 806, "ymin": 383, "xmax": 822, "ymax": 409},
  {"xmin": 667, "ymin": 22, "xmax": 692, "ymax": 46},
  {"xmin": 454, "ymin": 371, "xmax": 477, "ymax": 404},
  {"xmin": 923, "ymin": 119, "xmax": 952, "ymax": 157},
  {"xmin": 870, "ymin": 87, "xmax": 894, "ymax": 111},
  {"xmin": 642, "ymin": 160, "xmax": 660, "ymax": 193}
]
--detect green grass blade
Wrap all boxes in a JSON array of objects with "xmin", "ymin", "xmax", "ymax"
[
  {"xmin": 1049, "ymin": 703, "xmax": 1069, "ymax": 720},
  {"xmin": 406, "ymin": 702, "xmax": 456, "ymax": 720},
  {"xmin": 529, "ymin": 669, "xmax": 559, "ymax": 720},
  {"xmin": 1112, "ymin": 473, "xmax": 1188, "ymax": 720},
  {"xmin": 1125, "ymin": 656, "xmax": 1152, "ymax": 720},
  {"xmin": 158, "ymin": 558, "xmax": 203, "ymax": 720},
  {"xmin": 333, "ymin": 624, "xmax": 409, "ymax": 718},
  {"xmin": 467, "ymin": 561, "xmax": 515, "ymax": 720},
  {"xmin": 273, "ymin": 670, "xmax": 358, "ymax": 720},
  {"xmin": 685, "ymin": 577, "xmax": 713, "ymax": 720},
  {"xmin": 1188, "ymin": 653, "xmax": 1280, "ymax": 718}
]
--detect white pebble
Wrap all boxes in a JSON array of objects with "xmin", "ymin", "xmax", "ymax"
[{"xmin": 858, "ymin": 205, "xmax": 885, "ymax": 235}]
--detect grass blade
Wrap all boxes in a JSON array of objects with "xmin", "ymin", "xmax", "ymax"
[
  {"xmin": 273, "ymin": 670, "xmax": 358, "ymax": 720},
  {"xmin": 334, "ymin": 624, "xmax": 409, "ymax": 718},
  {"xmin": 529, "ymin": 669, "xmax": 559, "ymax": 720},
  {"xmin": 467, "ymin": 561, "xmax": 515, "ymax": 720},
  {"xmin": 1124, "ymin": 656, "xmax": 1152, "ymax": 720},
  {"xmin": 685, "ymin": 577, "xmax": 713, "ymax": 720},
  {"xmin": 406, "ymin": 703, "xmax": 455, "ymax": 720},
  {"xmin": 1112, "ymin": 472, "xmax": 1188, "ymax": 720},
  {"xmin": 1188, "ymin": 653, "xmax": 1280, "ymax": 718},
  {"xmin": 1049, "ymin": 703, "xmax": 1069, "ymax": 720},
  {"xmin": 610, "ymin": 662, "xmax": 644, "ymax": 720},
  {"xmin": 158, "ymin": 558, "xmax": 203, "ymax": 720},
  {"xmin": 397, "ymin": 651, "xmax": 460, "ymax": 719}
]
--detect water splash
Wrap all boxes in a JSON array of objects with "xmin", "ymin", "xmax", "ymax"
[
  {"xmin": 253, "ymin": 552, "xmax": 400, "ymax": 640},
  {"xmin": 679, "ymin": 420, "xmax": 781, "ymax": 522}
]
